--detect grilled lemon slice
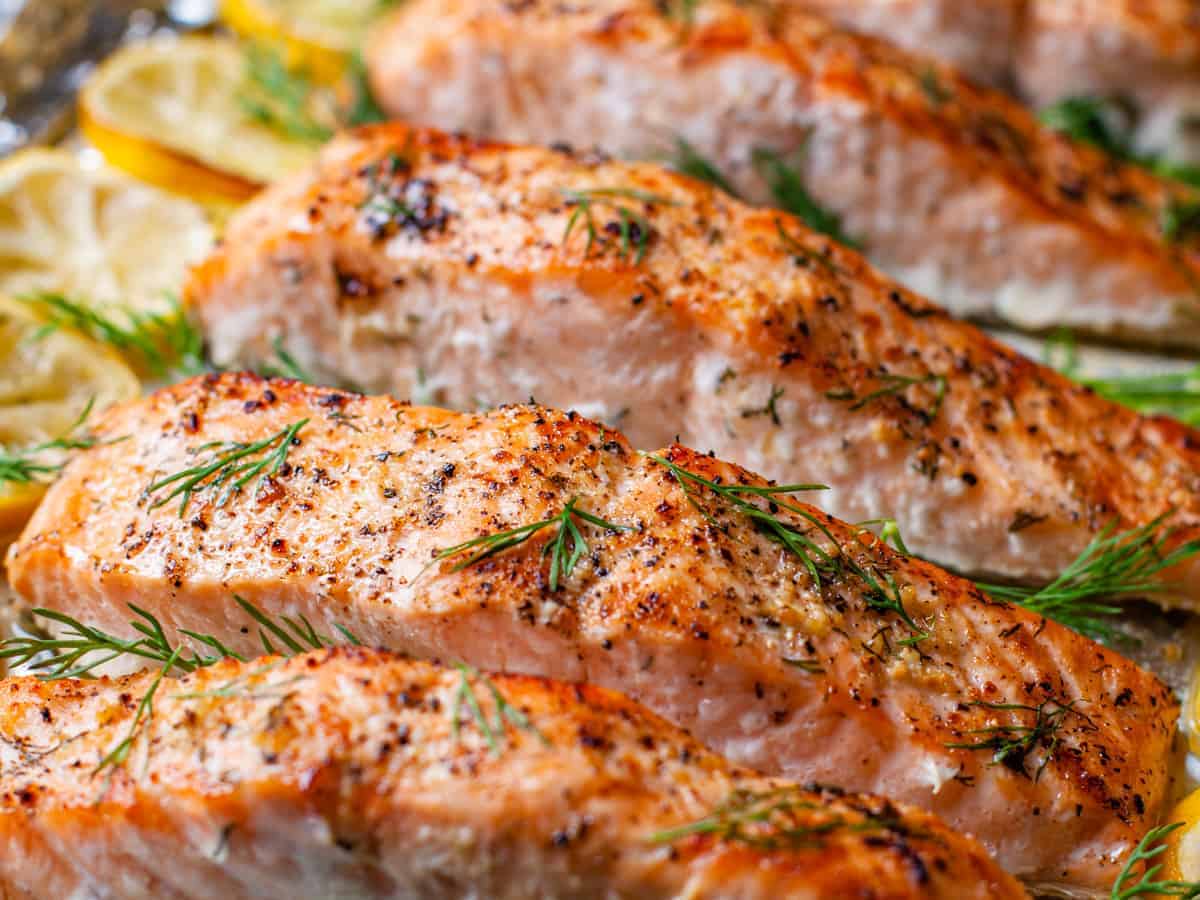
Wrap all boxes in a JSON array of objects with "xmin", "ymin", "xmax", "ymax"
[
  {"xmin": 0, "ymin": 148, "xmax": 213, "ymax": 312},
  {"xmin": 79, "ymin": 36, "xmax": 320, "ymax": 204},
  {"xmin": 0, "ymin": 296, "xmax": 140, "ymax": 554},
  {"xmin": 220, "ymin": 0, "xmax": 384, "ymax": 82}
]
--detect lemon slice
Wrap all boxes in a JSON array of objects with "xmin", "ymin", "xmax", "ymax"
[
  {"xmin": 0, "ymin": 148, "xmax": 213, "ymax": 314},
  {"xmin": 1160, "ymin": 791, "xmax": 1200, "ymax": 883},
  {"xmin": 0, "ymin": 296, "xmax": 140, "ymax": 554},
  {"xmin": 79, "ymin": 36, "xmax": 320, "ymax": 204},
  {"xmin": 221, "ymin": 0, "xmax": 384, "ymax": 83}
]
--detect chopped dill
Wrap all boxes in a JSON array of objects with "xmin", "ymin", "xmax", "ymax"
[
  {"xmin": 740, "ymin": 385, "xmax": 785, "ymax": 425},
  {"xmin": 561, "ymin": 187, "xmax": 675, "ymax": 264},
  {"xmin": 826, "ymin": 372, "xmax": 948, "ymax": 422},
  {"xmin": 945, "ymin": 697, "xmax": 1088, "ymax": 781},
  {"xmin": 144, "ymin": 419, "xmax": 308, "ymax": 517}
]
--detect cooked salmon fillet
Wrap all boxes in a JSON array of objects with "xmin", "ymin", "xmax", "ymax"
[
  {"xmin": 186, "ymin": 124, "xmax": 1200, "ymax": 602},
  {"xmin": 6, "ymin": 374, "xmax": 1177, "ymax": 893},
  {"xmin": 789, "ymin": 1, "xmax": 1200, "ymax": 164},
  {"xmin": 1017, "ymin": 0, "xmax": 1200, "ymax": 164},
  {"xmin": 364, "ymin": 0, "xmax": 1200, "ymax": 348},
  {"xmin": 0, "ymin": 648, "xmax": 1028, "ymax": 899}
]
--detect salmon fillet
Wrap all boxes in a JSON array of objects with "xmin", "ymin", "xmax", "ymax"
[
  {"xmin": 787, "ymin": 1, "xmax": 1200, "ymax": 165},
  {"xmin": 364, "ymin": 0, "xmax": 1200, "ymax": 349},
  {"xmin": 186, "ymin": 124, "xmax": 1200, "ymax": 603},
  {"xmin": 0, "ymin": 648, "xmax": 1028, "ymax": 899},
  {"xmin": 6, "ymin": 374, "xmax": 1177, "ymax": 893}
]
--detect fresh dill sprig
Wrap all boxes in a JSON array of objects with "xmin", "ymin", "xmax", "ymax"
[
  {"xmin": 751, "ymin": 147, "xmax": 861, "ymax": 249},
  {"xmin": 650, "ymin": 787, "xmax": 884, "ymax": 849},
  {"xmin": 858, "ymin": 518, "xmax": 911, "ymax": 555},
  {"xmin": 978, "ymin": 515, "xmax": 1200, "ymax": 644},
  {"xmin": 668, "ymin": 137, "xmax": 740, "ymax": 196},
  {"xmin": 1040, "ymin": 96, "xmax": 1200, "ymax": 189},
  {"xmin": 1045, "ymin": 329, "xmax": 1200, "ymax": 427},
  {"xmin": 94, "ymin": 647, "xmax": 182, "ymax": 776},
  {"xmin": 561, "ymin": 187, "xmax": 674, "ymax": 264},
  {"xmin": 826, "ymin": 372, "xmax": 948, "ymax": 422},
  {"xmin": 450, "ymin": 663, "xmax": 549, "ymax": 754},
  {"xmin": 0, "ymin": 597, "xmax": 358, "ymax": 681},
  {"xmin": 945, "ymin": 698, "xmax": 1086, "ymax": 781},
  {"xmin": 0, "ymin": 398, "xmax": 100, "ymax": 488},
  {"xmin": 239, "ymin": 45, "xmax": 333, "ymax": 143},
  {"xmin": 19, "ymin": 292, "xmax": 206, "ymax": 378},
  {"xmin": 144, "ymin": 419, "xmax": 308, "ymax": 517},
  {"xmin": 658, "ymin": 0, "xmax": 701, "ymax": 26},
  {"xmin": 1110, "ymin": 823, "xmax": 1200, "ymax": 899},
  {"xmin": 1163, "ymin": 198, "xmax": 1200, "ymax": 244},
  {"xmin": 429, "ymin": 496, "xmax": 631, "ymax": 591},
  {"xmin": 644, "ymin": 454, "xmax": 930, "ymax": 643},
  {"xmin": 256, "ymin": 337, "xmax": 313, "ymax": 382}
]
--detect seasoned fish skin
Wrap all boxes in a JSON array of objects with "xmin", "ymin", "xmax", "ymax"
[
  {"xmin": 365, "ymin": 0, "xmax": 1200, "ymax": 348},
  {"xmin": 6, "ymin": 374, "xmax": 1177, "ymax": 892},
  {"xmin": 186, "ymin": 124, "xmax": 1200, "ymax": 600},
  {"xmin": 0, "ymin": 649, "xmax": 1029, "ymax": 899}
]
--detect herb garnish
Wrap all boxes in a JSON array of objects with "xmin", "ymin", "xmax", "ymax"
[
  {"xmin": 945, "ymin": 698, "xmax": 1087, "ymax": 781},
  {"xmin": 669, "ymin": 137, "xmax": 739, "ymax": 195},
  {"xmin": 239, "ymin": 44, "xmax": 389, "ymax": 144},
  {"xmin": 1110, "ymin": 823, "xmax": 1200, "ymax": 899},
  {"xmin": 1040, "ymin": 96, "xmax": 1200, "ymax": 189},
  {"xmin": 429, "ymin": 496, "xmax": 631, "ymax": 590},
  {"xmin": 752, "ymin": 148, "xmax": 861, "ymax": 249},
  {"xmin": 240, "ymin": 45, "xmax": 333, "ymax": 143},
  {"xmin": 561, "ymin": 187, "xmax": 674, "ymax": 264},
  {"xmin": 978, "ymin": 514, "xmax": 1200, "ymax": 645},
  {"xmin": 1163, "ymin": 198, "xmax": 1200, "ymax": 244},
  {"xmin": 256, "ymin": 337, "xmax": 313, "ymax": 383},
  {"xmin": 450, "ymin": 663, "xmax": 549, "ymax": 754},
  {"xmin": 19, "ymin": 293, "xmax": 205, "ymax": 378},
  {"xmin": 144, "ymin": 419, "xmax": 308, "ymax": 516},
  {"xmin": 741, "ymin": 385, "xmax": 785, "ymax": 425},
  {"xmin": 1, "ymin": 599, "xmax": 358, "ymax": 785},
  {"xmin": 651, "ymin": 787, "xmax": 889, "ymax": 849},
  {"xmin": 0, "ymin": 399, "xmax": 100, "ymax": 488},
  {"xmin": 94, "ymin": 647, "xmax": 183, "ymax": 776},
  {"xmin": 0, "ymin": 597, "xmax": 356, "ymax": 680},
  {"xmin": 826, "ymin": 373, "xmax": 948, "ymax": 422},
  {"xmin": 644, "ymin": 454, "xmax": 930, "ymax": 643}
]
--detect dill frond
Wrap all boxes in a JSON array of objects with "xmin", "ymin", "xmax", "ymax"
[
  {"xmin": 751, "ymin": 147, "xmax": 861, "ymax": 248},
  {"xmin": 429, "ymin": 496, "xmax": 631, "ymax": 591},
  {"xmin": 18, "ymin": 292, "xmax": 205, "ymax": 378},
  {"xmin": 0, "ymin": 398, "xmax": 102, "ymax": 489},
  {"xmin": 1110, "ymin": 823, "xmax": 1200, "ymax": 899},
  {"xmin": 561, "ymin": 187, "xmax": 674, "ymax": 264},
  {"xmin": 144, "ymin": 419, "xmax": 308, "ymax": 517},
  {"xmin": 944, "ymin": 698, "xmax": 1089, "ymax": 781},
  {"xmin": 450, "ymin": 663, "xmax": 550, "ymax": 754},
  {"xmin": 978, "ymin": 515, "xmax": 1200, "ymax": 644}
]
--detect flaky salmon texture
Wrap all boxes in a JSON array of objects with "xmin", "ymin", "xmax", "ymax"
[
  {"xmin": 6, "ymin": 374, "xmax": 1178, "ymax": 894},
  {"xmin": 186, "ymin": 123, "xmax": 1200, "ymax": 607},
  {"xmin": 0, "ymin": 649, "xmax": 1028, "ymax": 899},
  {"xmin": 364, "ymin": 0, "xmax": 1200, "ymax": 349}
]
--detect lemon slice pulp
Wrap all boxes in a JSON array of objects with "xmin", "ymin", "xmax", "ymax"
[{"xmin": 0, "ymin": 148, "xmax": 213, "ymax": 314}]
